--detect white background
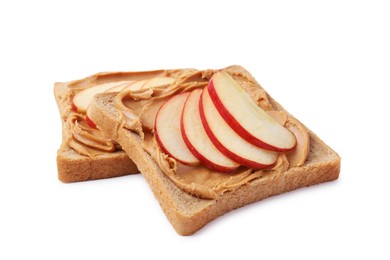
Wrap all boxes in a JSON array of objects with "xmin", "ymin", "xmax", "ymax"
[{"xmin": 1, "ymin": 0, "xmax": 389, "ymax": 259}]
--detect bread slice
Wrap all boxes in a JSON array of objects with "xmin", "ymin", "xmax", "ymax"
[
  {"xmin": 54, "ymin": 80, "xmax": 138, "ymax": 183},
  {"xmin": 88, "ymin": 67, "xmax": 341, "ymax": 235}
]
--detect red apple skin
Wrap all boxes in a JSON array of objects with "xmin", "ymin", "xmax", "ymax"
[
  {"xmin": 86, "ymin": 115, "xmax": 97, "ymax": 129},
  {"xmin": 199, "ymin": 89, "xmax": 275, "ymax": 169},
  {"xmin": 207, "ymin": 79, "xmax": 295, "ymax": 152},
  {"xmin": 71, "ymin": 102, "xmax": 78, "ymax": 112},
  {"xmin": 181, "ymin": 91, "xmax": 238, "ymax": 173},
  {"xmin": 154, "ymin": 93, "xmax": 199, "ymax": 166}
]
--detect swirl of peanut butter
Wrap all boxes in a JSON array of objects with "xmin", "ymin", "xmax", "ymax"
[
  {"xmin": 115, "ymin": 66, "xmax": 310, "ymax": 199},
  {"xmin": 66, "ymin": 113, "xmax": 116, "ymax": 157}
]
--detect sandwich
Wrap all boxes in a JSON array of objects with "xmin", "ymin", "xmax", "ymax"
[
  {"xmin": 87, "ymin": 65, "xmax": 341, "ymax": 235},
  {"xmin": 54, "ymin": 70, "xmax": 184, "ymax": 182}
]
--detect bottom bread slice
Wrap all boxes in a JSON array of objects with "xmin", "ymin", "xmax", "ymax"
[
  {"xmin": 89, "ymin": 93, "xmax": 340, "ymax": 235},
  {"xmin": 54, "ymin": 82, "xmax": 138, "ymax": 183},
  {"xmin": 56, "ymin": 145, "xmax": 137, "ymax": 182}
]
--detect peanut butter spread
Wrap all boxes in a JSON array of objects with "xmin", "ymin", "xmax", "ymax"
[
  {"xmin": 66, "ymin": 113, "xmax": 117, "ymax": 157},
  {"xmin": 115, "ymin": 66, "xmax": 310, "ymax": 199}
]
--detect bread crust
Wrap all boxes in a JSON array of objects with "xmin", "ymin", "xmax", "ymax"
[
  {"xmin": 88, "ymin": 67, "xmax": 341, "ymax": 235},
  {"xmin": 54, "ymin": 81, "xmax": 138, "ymax": 183}
]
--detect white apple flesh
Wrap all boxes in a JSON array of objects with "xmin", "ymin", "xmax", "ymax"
[
  {"xmin": 155, "ymin": 92, "xmax": 199, "ymax": 166},
  {"xmin": 208, "ymin": 71, "xmax": 296, "ymax": 152},
  {"xmin": 200, "ymin": 88, "xmax": 278, "ymax": 169},
  {"xmin": 181, "ymin": 89, "xmax": 239, "ymax": 172}
]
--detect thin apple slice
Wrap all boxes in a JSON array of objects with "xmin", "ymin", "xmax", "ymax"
[
  {"xmin": 200, "ymin": 88, "xmax": 278, "ymax": 169},
  {"xmin": 72, "ymin": 81, "xmax": 132, "ymax": 113},
  {"xmin": 155, "ymin": 92, "xmax": 199, "ymax": 166},
  {"xmin": 181, "ymin": 89, "xmax": 240, "ymax": 172},
  {"xmin": 142, "ymin": 77, "xmax": 175, "ymax": 89},
  {"xmin": 208, "ymin": 71, "xmax": 296, "ymax": 152}
]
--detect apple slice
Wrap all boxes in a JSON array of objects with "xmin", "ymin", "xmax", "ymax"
[
  {"xmin": 142, "ymin": 77, "xmax": 175, "ymax": 89},
  {"xmin": 200, "ymin": 88, "xmax": 278, "ymax": 169},
  {"xmin": 208, "ymin": 71, "xmax": 296, "ymax": 152},
  {"xmin": 155, "ymin": 92, "xmax": 199, "ymax": 166},
  {"xmin": 72, "ymin": 81, "xmax": 132, "ymax": 113},
  {"xmin": 181, "ymin": 89, "xmax": 240, "ymax": 172}
]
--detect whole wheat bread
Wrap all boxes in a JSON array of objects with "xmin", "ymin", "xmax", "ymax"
[
  {"xmin": 54, "ymin": 80, "xmax": 138, "ymax": 182},
  {"xmin": 88, "ymin": 67, "xmax": 340, "ymax": 235}
]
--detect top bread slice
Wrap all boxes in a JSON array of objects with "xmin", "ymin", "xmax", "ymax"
[
  {"xmin": 54, "ymin": 80, "xmax": 138, "ymax": 183},
  {"xmin": 88, "ymin": 66, "xmax": 341, "ymax": 235}
]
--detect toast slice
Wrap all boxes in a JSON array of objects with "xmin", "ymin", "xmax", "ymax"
[
  {"xmin": 54, "ymin": 80, "xmax": 138, "ymax": 182},
  {"xmin": 88, "ymin": 66, "xmax": 340, "ymax": 235}
]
